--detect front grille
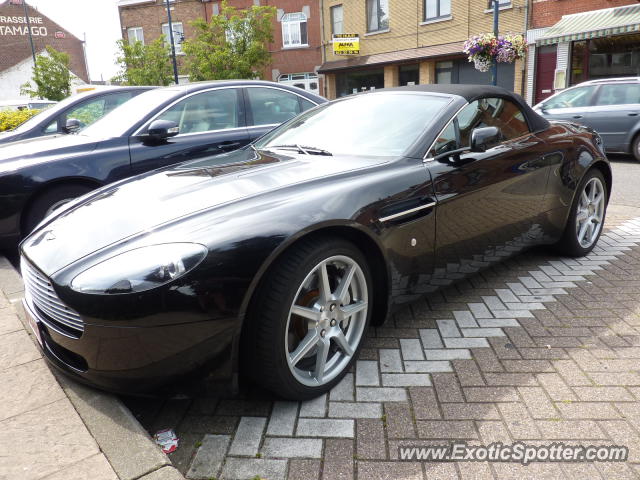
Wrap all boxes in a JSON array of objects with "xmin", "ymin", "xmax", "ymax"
[{"xmin": 21, "ymin": 258, "xmax": 84, "ymax": 336}]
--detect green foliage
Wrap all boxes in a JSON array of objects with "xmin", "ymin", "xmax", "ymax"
[
  {"xmin": 113, "ymin": 37, "xmax": 174, "ymax": 86},
  {"xmin": 182, "ymin": 1, "xmax": 275, "ymax": 81},
  {"xmin": 0, "ymin": 109, "xmax": 40, "ymax": 131},
  {"xmin": 20, "ymin": 46, "xmax": 71, "ymax": 101}
]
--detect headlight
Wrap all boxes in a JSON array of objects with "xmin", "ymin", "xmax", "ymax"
[{"xmin": 70, "ymin": 243, "xmax": 208, "ymax": 294}]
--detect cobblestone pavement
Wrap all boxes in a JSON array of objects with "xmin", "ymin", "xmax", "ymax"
[{"xmin": 127, "ymin": 207, "xmax": 640, "ymax": 480}]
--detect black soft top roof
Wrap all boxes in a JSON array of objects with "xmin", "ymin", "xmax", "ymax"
[{"xmin": 381, "ymin": 84, "xmax": 550, "ymax": 133}]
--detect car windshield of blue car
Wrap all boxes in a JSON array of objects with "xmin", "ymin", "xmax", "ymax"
[
  {"xmin": 81, "ymin": 88, "xmax": 181, "ymax": 138},
  {"xmin": 255, "ymin": 93, "xmax": 451, "ymax": 157}
]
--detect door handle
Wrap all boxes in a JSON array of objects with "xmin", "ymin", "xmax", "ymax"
[
  {"xmin": 217, "ymin": 141, "xmax": 241, "ymax": 150},
  {"xmin": 572, "ymin": 115, "xmax": 583, "ymax": 119},
  {"xmin": 628, "ymin": 113, "xmax": 639, "ymax": 117}
]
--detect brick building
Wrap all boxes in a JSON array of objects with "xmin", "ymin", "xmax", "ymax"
[
  {"xmin": 117, "ymin": 0, "xmax": 322, "ymax": 94},
  {"xmin": 117, "ymin": 0, "xmax": 208, "ymax": 82},
  {"xmin": 525, "ymin": 1, "xmax": 640, "ymax": 105},
  {"xmin": 0, "ymin": 1, "xmax": 89, "ymax": 101},
  {"xmin": 319, "ymin": 0, "xmax": 528, "ymax": 99}
]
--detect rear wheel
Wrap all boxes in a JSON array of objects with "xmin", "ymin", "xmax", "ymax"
[
  {"xmin": 24, "ymin": 185, "xmax": 93, "ymax": 235},
  {"xmin": 632, "ymin": 134, "xmax": 640, "ymax": 162},
  {"xmin": 244, "ymin": 237, "xmax": 372, "ymax": 400},
  {"xmin": 555, "ymin": 169, "xmax": 608, "ymax": 256}
]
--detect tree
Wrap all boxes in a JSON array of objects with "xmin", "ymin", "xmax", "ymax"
[
  {"xmin": 113, "ymin": 37, "xmax": 173, "ymax": 86},
  {"xmin": 182, "ymin": 1, "xmax": 275, "ymax": 81},
  {"xmin": 20, "ymin": 46, "xmax": 71, "ymax": 101}
]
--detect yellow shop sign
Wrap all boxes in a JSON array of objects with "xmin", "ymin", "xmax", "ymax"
[{"xmin": 333, "ymin": 34, "xmax": 359, "ymax": 55}]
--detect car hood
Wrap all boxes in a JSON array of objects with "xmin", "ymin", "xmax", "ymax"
[
  {"xmin": 0, "ymin": 133, "xmax": 101, "ymax": 170},
  {"xmin": 22, "ymin": 147, "xmax": 389, "ymax": 275}
]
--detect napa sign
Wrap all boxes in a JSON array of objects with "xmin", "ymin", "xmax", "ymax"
[
  {"xmin": 332, "ymin": 34, "xmax": 359, "ymax": 56},
  {"xmin": 0, "ymin": 14, "xmax": 47, "ymax": 36}
]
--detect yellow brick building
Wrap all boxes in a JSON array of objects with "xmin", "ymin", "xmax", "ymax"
[{"xmin": 319, "ymin": 0, "xmax": 528, "ymax": 99}]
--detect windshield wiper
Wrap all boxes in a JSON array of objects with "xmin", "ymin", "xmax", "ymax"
[{"xmin": 266, "ymin": 144, "xmax": 332, "ymax": 156}]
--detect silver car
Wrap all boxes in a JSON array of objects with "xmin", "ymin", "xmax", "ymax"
[{"xmin": 534, "ymin": 78, "xmax": 640, "ymax": 160}]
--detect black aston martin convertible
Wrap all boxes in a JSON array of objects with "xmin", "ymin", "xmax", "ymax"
[{"xmin": 20, "ymin": 85, "xmax": 611, "ymax": 400}]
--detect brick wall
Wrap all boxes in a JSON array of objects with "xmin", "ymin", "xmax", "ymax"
[
  {"xmin": 530, "ymin": 0, "xmax": 639, "ymax": 29},
  {"xmin": 321, "ymin": 0, "xmax": 527, "ymax": 62},
  {"xmin": 0, "ymin": 3, "xmax": 88, "ymax": 82}
]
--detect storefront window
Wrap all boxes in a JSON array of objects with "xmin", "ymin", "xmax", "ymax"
[
  {"xmin": 335, "ymin": 69, "xmax": 385, "ymax": 97},
  {"xmin": 571, "ymin": 34, "xmax": 640, "ymax": 85},
  {"xmin": 570, "ymin": 41, "xmax": 588, "ymax": 86},
  {"xmin": 399, "ymin": 64, "xmax": 419, "ymax": 86},
  {"xmin": 436, "ymin": 61, "xmax": 454, "ymax": 84}
]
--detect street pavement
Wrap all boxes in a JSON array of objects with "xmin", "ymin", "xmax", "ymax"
[{"xmin": 122, "ymin": 158, "xmax": 640, "ymax": 479}]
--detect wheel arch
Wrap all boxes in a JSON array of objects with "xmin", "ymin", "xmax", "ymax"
[
  {"xmin": 20, "ymin": 177, "xmax": 102, "ymax": 236},
  {"xmin": 589, "ymin": 160, "xmax": 612, "ymax": 201}
]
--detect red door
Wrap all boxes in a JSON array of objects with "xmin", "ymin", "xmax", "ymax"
[{"xmin": 535, "ymin": 45, "xmax": 557, "ymax": 105}]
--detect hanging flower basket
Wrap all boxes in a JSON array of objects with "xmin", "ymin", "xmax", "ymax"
[{"xmin": 463, "ymin": 33, "xmax": 526, "ymax": 73}]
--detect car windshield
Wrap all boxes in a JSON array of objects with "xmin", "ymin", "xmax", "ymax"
[
  {"xmin": 81, "ymin": 88, "xmax": 181, "ymax": 138},
  {"xmin": 254, "ymin": 93, "xmax": 451, "ymax": 157},
  {"xmin": 10, "ymin": 95, "xmax": 81, "ymax": 133}
]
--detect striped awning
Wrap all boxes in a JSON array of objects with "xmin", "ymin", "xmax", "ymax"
[{"xmin": 537, "ymin": 4, "xmax": 640, "ymax": 45}]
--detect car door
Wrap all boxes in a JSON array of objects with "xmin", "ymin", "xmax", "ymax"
[
  {"xmin": 128, "ymin": 87, "xmax": 250, "ymax": 175},
  {"xmin": 244, "ymin": 86, "xmax": 319, "ymax": 142},
  {"xmin": 581, "ymin": 83, "xmax": 640, "ymax": 152},
  {"xmin": 428, "ymin": 97, "xmax": 551, "ymax": 275},
  {"xmin": 539, "ymin": 85, "xmax": 599, "ymax": 123}
]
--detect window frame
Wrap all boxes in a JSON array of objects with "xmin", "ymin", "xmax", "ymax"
[
  {"xmin": 127, "ymin": 26, "xmax": 144, "ymax": 45},
  {"xmin": 366, "ymin": 0, "xmax": 389, "ymax": 33},
  {"xmin": 281, "ymin": 12, "xmax": 308, "ymax": 48},
  {"xmin": 486, "ymin": 0, "xmax": 511, "ymax": 11},
  {"xmin": 330, "ymin": 4, "xmax": 344, "ymax": 35},
  {"xmin": 424, "ymin": 0, "xmax": 451, "ymax": 22},
  {"xmin": 161, "ymin": 22, "xmax": 184, "ymax": 54}
]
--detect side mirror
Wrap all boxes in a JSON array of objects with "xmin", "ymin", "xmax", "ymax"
[
  {"xmin": 146, "ymin": 120, "xmax": 179, "ymax": 141},
  {"xmin": 64, "ymin": 118, "xmax": 81, "ymax": 134},
  {"xmin": 470, "ymin": 126, "xmax": 501, "ymax": 152}
]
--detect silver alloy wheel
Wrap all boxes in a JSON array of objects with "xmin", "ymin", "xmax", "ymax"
[
  {"xmin": 575, "ymin": 177, "xmax": 605, "ymax": 249},
  {"xmin": 285, "ymin": 255, "xmax": 368, "ymax": 387},
  {"xmin": 45, "ymin": 198, "xmax": 74, "ymax": 218}
]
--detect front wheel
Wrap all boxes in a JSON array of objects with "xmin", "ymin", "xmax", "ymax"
[
  {"xmin": 555, "ymin": 169, "xmax": 608, "ymax": 256},
  {"xmin": 244, "ymin": 237, "xmax": 372, "ymax": 400},
  {"xmin": 632, "ymin": 134, "xmax": 640, "ymax": 162}
]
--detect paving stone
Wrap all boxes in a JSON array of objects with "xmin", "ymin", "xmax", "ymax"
[
  {"xmin": 441, "ymin": 403, "xmax": 501, "ymax": 420},
  {"xmin": 463, "ymin": 387, "xmax": 519, "ymax": 403},
  {"xmin": 471, "ymin": 347, "xmax": 504, "ymax": 372},
  {"xmin": 573, "ymin": 386, "xmax": 634, "ymax": 402},
  {"xmin": 444, "ymin": 337, "xmax": 490, "ymax": 348},
  {"xmin": 0, "ymin": 329, "xmax": 40, "ymax": 371},
  {"xmin": 424, "ymin": 348, "xmax": 471, "ymax": 360},
  {"xmin": 454, "ymin": 310, "xmax": 479, "ymax": 328},
  {"xmin": 267, "ymin": 402, "xmax": 298, "ymax": 436},
  {"xmin": 419, "ymin": 328, "xmax": 444, "ymax": 348},
  {"xmin": 299, "ymin": 394, "xmax": 327, "ymax": 418},
  {"xmin": 0, "ymin": 307, "xmax": 23, "ymax": 336},
  {"xmin": 476, "ymin": 420, "xmax": 512, "ymax": 444},
  {"xmin": 287, "ymin": 459, "xmax": 321, "ymax": 480},
  {"xmin": 497, "ymin": 403, "xmax": 541, "ymax": 439},
  {"xmin": 178, "ymin": 415, "xmax": 238, "ymax": 434},
  {"xmin": 453, "ymin": 359, "xmax": 485, "ymax": 386},
  {"xmin": 186, "ymin": 434, "xmax": 230, "ymax": 479},
  {"xmin": 417, "ymin": 420, "xmax": 478, "ymax": 439},
  {"xmin": 228, "ymin": 417, "xmax": 266, "ymax": 456},
  {"xmin": 437, "ymin": 319, "xmax": 461, "ymax": 337},
  {"xmin": 589, "ymin": 371, "xmax": 640, "ymax": 386},
  {"xmin": 328, "ymin": 401, "xmax": 382, "ymax": 419},
  {"xmin": 458, "ymin": 462, "xmax": 494, "ymax": 480},
  {"xmin": 322, "ymin": 438, "xmax": 353, "ymax": 480},
  {"xmin": 379, "ymin": 349, "xmax": 403, "ymax": 372},
  {"xmin": 555, "ymin": 402, "xmax": 621, "ymax": 419},
  {"xmin": 461, "ymin": 327, "xmax": 505, "ymax": 337},
  {"xmin": 517, "ymin": 386, "xmax": 558, "ymax": 419},
  {"xmin": 400, "ymin": 338, "xmax": 425, "ymax": 360},
  {"xmin": 502, "ymin": 359, "xmax": 554, "ymax": 373},
  {"xmin": 356, "ymin": 387, "xmax": 408, "ymax": 402},
  {"xmin": 432, "ymin": 373, "xmax": 464, "ymax": 402},
  {"xmin": 536, "ymin": 420, "xmax": 607, "ymax": 440},
  {"xmin": 296, "ymin": 418, "xmax": 354, "ymax": 438},
  {"xmin": 536, "ymin": 373, "xmax": 577, "ymax": 401},
  {"xmin": 384, "ymin": 402, "xmax": 417, "ymax": 438},
  {"xmin": 221, "ymin": 458, "xmax": 287, "ymax": 480},
  {"xmin": 355, "ymin": 360, "xmax": 380, "ymax": 386},
  {"xmin": 356, "ymin": 419, "xmax": 386, "ymax": 459},
  {"xmin": 409, "ymin": 387, "xmax": 441, "ymax": 420},
  {"xmin": 357, "ymin": 462, "xmax": 423, "ymax": 480},
  {"xmin": 43, "ymin": 454, "xmax": 118, "ymax": 480},
  {"xmin": 381, "ymin": 373, "xmax": 431, "ymax": 387},
  {"xmin": 262, "ymin": 438, "xmax": 322, "ymax": 458},
  {"xmin": 404, "ymin": 360, "xmax": 453, "ymax": 372}
]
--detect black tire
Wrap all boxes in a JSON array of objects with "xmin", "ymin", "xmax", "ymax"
[
  {"xmin": 632, "ymin": 134, "xmax": 640, "ymax": 162},
  {"xmin": 555, "ymin": 169, "xmax": 608, "ymax": 257},
  {"xmin": 24, "ymin": 185, "xmax": 93, "ymax": 235},
  {"xmin": 243, "ymin": 236, "xmax": 373, "ymax": 400}
]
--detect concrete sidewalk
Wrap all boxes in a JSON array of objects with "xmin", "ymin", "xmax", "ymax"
[{"xmin": 0, "ymin": 258, "xmax": 184, "ymax": 480}]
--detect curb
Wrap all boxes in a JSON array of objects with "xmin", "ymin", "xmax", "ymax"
[{"xmin": 0, "ymin": 255, "xmax": 185, "ymax": 480}]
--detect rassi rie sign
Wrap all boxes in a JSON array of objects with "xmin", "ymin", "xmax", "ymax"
[
  {"xmin": 333, "ymin": 33, "xmax": 359, "ymax": 56},
  {"xmin": 0, "ymin": 14, "xmax": 47, "ymax": 36}
]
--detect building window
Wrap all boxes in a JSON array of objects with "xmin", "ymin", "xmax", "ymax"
[
  {"xmin": 127, "ymin": 27, "xmax": 144, "ymax": 45},
  {"xmin": 425, "ymin": 0, "xmax": 450, "ymax": 21},
  {"xmin": 162, "ymin": 22, "xmax": 184, "ymax": 54},
  {"xmin": 486, "ymin": 0, "xmax": 511, "ymax": 10},
  {"xmin": 366, "ymin": 0, "xmax": 389, "ymax": 33},
  {"xmin": 282, "ymin": 12, "xmax": 308, "ymax": 48},
  {"xmin": 331, "ymin": 5, "xmax": 344, "ymax": 35}
]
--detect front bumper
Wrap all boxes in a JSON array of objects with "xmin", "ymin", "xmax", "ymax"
[{"xmin": 22, "ymin": 296, "xmax": 235, "ymax": 393}]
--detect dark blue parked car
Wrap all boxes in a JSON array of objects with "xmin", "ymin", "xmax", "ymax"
[{"xmin": 0, "ymin": 80, "xmax": 326, "ymax": 246}]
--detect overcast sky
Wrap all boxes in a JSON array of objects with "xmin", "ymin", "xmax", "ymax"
[{"xmin": 27, "ymin": 0, "xmax": 121, "ymax": 82}]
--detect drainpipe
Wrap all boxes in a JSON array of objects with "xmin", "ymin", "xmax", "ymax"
[{"xmin": 319, "ymin": 0, "xmax": 327, "ymax": 97}]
